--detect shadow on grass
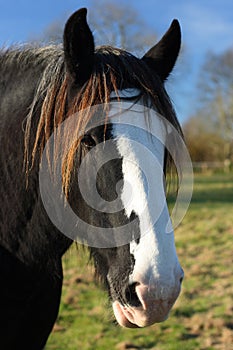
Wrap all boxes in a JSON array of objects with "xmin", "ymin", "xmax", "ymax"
[
  {"xmin": 191, "ymin": 187, "xmax": 233, "ymax": 204},
  {"xmin": 168, "ymin": 173, "xmax": 233, "ymax": 205}
]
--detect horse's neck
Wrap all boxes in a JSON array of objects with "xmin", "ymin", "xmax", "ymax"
[
  {"xmin": 0, "ymin": 52, "xmax": 73, "ymax": 269},
  {"xmin": 0, "ymin": 52, "xmax": 44, "ymax": 127}
]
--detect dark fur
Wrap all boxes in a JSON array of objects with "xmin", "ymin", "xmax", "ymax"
[{"xmin": 0, "ymin": 8, "xmax": 181, "ymax": 349}]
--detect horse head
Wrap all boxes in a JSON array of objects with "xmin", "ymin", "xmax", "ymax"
[{"xmin": 41, "ymin": 8, "xmax": 184, "ymax": 328}]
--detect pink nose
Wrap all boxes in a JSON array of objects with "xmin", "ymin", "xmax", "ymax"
[
  {"xmin": 134, "ymin": 282, "xmax": 180, "ymax": 324},
  {"xmin": 135, "ymin": 282, "xmax": 180, "ymax": 308},
  {"xmin": 112, "ymin": 277, "xmax": 183, "ymax": 328}
]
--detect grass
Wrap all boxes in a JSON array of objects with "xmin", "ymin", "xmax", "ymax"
[{"xmin": 46, "ymin": 173, "xmax": 233, "ymax": 350}]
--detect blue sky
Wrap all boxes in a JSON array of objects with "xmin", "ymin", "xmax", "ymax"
[{"xmin": 0, "ymin": 0, "xmax": 233, "ymax": 122}]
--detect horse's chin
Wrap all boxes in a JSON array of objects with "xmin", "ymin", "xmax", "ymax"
[
  {"xmin": 112, "ymin": 301, "xmax": 139, "ymax": 328},
  {"xmin": 112, "ymin": 300, "xmax": 169, "ymax": 328}
]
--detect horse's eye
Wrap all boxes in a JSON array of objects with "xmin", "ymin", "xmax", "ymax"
[{"xmin": 81, "ymin": 135, "xmax": 96, "ymax": 149}]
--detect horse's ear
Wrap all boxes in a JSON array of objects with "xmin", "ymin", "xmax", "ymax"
[
  {"xmin": 63, "ymin": 8, "xmax": 95, "ymax": 85},
  {"xmin": 142, "ymin": 19, "xmax": 181, "ymax": 81}
]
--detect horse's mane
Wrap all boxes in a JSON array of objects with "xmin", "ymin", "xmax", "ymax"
[{"xmin": 1, "ymin": 45, "xmax": 182, "ymax": 194}]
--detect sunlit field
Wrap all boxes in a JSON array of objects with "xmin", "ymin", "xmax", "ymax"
[{"xmin": 46, "ymin": 173, "xmax": 233, "ymax": 350}]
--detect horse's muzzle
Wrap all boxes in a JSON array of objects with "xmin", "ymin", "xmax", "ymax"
[{"xmin": 112, "ymin": 281, "xmax": 182, "ymax": 328}]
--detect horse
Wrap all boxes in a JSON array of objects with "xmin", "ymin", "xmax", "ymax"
[{"xmin": 0, "ymin": 8, "xmax": 184, "ymax": 349}]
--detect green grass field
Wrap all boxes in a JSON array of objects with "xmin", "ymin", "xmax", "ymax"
[{"xmin": 46, "ymin": 174, "xmax": 233, "ymax": 350}]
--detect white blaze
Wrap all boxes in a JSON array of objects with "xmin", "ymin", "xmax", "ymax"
[{"xmin": 110, "ymin": 90, "xmax": 180, "ymax": 291}]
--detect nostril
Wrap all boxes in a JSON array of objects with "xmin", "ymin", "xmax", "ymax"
[
  {"xmin": 179, "ymin": 268, "xmax": 185, "ymax": 285},
  {"xmin": 125, "ymin": 282, "xmax": 141, "ymax": 307}
]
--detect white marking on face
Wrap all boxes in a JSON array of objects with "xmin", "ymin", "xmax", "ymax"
[{"xmin": 110, "ymin": 90, "xmax": 181, "ymax": 293}]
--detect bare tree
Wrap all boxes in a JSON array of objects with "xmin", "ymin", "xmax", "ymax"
[
  {"xmin": 183, "ymin": 115, "xmax": 226, "ymax": 162},
  {"xmin": 87, "ymin": 0, "xmax": 156, "ymax": 55},
  {"xmin": 197, "ymin": 50, "xmax": 233, "ymax": 139},
  {"xmin": 35, "ymin": 1, "xmax": 157, "ymax": 56},
  {"xmin": 180, "ymin": 48, "xmax": 233, "ymax": 168},
  {"xmin": 39, "ymin": 20, "xmax": 64, "ymax": 44}
]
